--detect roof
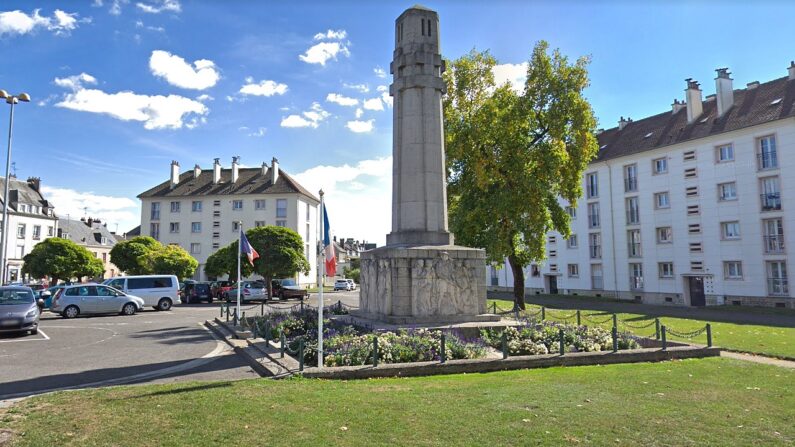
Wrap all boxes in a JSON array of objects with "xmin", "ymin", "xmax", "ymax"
[
  {"xmin": 137, "ymin": 166, "xmax": 318, "ymax": 202},
  {"xmin": 58, "ymin": 218, "xmax": 118, "ymax": 248},
  {"xmin": 0, "ymin": 176, "xmax": 56, "ymax": 219},
  {"xmin": 596, "ymin": 75, "xmax": 795, "ymax": 162}
]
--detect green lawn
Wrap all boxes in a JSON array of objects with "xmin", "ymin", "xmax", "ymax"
[
  {"xmin": 2, "ymin": 358, "xmax": 792, "ymax": 446},
  {"xmin": 489, "ymin": 300, "xmax": 795, "ymax": 359}
]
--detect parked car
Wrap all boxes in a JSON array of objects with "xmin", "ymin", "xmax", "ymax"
[
  {"xmin": 103, "ymin": 275, "xmax": 180, "ymax": 311},
  {"xmin": 224, "ymin": 281, "xmax": 267, "ymax": 302},
  {"xmin": 38, "ymin": 285, "xmax": 66, "ymax": 308},
  {"xmin": 182, "ymin": 282, "xmax": 213, "ymax": 304},
  {"xmin": 346, "ymin": 279, "xmax": 357, "ymax": 290},
  {"xmin": 272, "ymin": 278, "xmax": 309, "ymax": 300},
  {"xmin": 50, "ymin": 284, "xmax": 145, "ymax": 319},
  {"xmin": 210, "ymin": 280, "xmax": 234, "ymax": 299},
  {"xmin": 334, "ymin": 279, "xmax": 352, "ymax": 291},
  {"xmin": 0, "ymin": 286, "xmax": 42, "ymax": 335}
]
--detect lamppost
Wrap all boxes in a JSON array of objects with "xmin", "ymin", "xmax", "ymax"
[{"xmin": 0, "ymin": 90, "xmax": 31, "ymax": 285}]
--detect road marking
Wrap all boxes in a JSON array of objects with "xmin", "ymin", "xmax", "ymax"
[{"xmin": 0, "ymin": 329, "xmax": 49, "ymax": 343}]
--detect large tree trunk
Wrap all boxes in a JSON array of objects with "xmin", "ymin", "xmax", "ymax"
[{"xmin": 508, "ymin": 254, "xmax": 526, "ymax": 310}]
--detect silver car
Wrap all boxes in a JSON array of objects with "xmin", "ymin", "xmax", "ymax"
[
  {"xmin": 50, "ymin": 284, "xmax": 145, "ymax": 319},
  {"xmin": 224, "ymin": 281, "xmax": 267, "ymax": 302},
  {"xmin": 0, "ymin": 287, "xmax": 41, "ymax": 335}
]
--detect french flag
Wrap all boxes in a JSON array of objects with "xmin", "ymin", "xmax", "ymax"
[
  {"xmin": 241, "ymin": 231, "xmax": 260, "ymax": 266},
  {"xmin": 323, "ymin": 204, "xmax": 336, "ymax": 277}
]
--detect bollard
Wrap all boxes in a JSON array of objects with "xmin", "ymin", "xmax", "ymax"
[
  {"xmin": 280, "ymin": 331, "xmax": 285, "ymax": 358},
  {"xmin": 611, "ymin": 326, "xmax": 618, "ymax": 352},
  {"xmin": 612, "ymin": 314, "xmax": 618, "ymax": 331},
  {"xmin": 501, "ymin": 331, "xmax": 508, "ymax": 359},
  {"xmin": 338, "ymin": 300, "xmax": 342, "ymax": 313},
  {"xmin": 300, "ymin": 299, "xmax": 304, "ymax": 312},
  {"xmin": 242, "ymin": 311, "xmax": 246, "ymax": 322},
  {"xmin": 373, "ymin": 336, "xmax": 379, "ymax": 367},
  {"xmin": 440, "ymin": 333, "xmax": 447, "ymax": 364},
  {"xmin": 661, "ymin": 325, "xmax": 667, "ymax": 351},
  {"xmin": 261, "ymin": 301, "xmax": 264, "ymax": 316},
  {"xmin": 558, "ymin": 328, "xmax": 565, "ymax": 355},
  {"xmin": 576, "ymin": 310, "xmax": 581, "ymax": 326},
  {"xmin": 706, "ymin": 324, "xmax": 712, "ymax": 347},
  {"xmin": 233, "ymin": 310, "xmax": 238, "ymax": 327},
  {"xmin": 541, "ymin": 306, "xmax": 546, "ymax": 321},
  {"xmin": 264, "ymin": 321, "xmax": 271, "ymax": 343},
  {"xmin": 655, "ymin": 318, "xmax": 661, "ymax": 340},
  {"xmin": 226, "ymin": 305, "xmax": 230, "ymax": 322},
  {"xmin": 298, "ymin": 338, "xmax": 305, "ymax": 372},
  {"xmin": 220, "ymin": 304, "xmax": 224, "ymax": 318}
]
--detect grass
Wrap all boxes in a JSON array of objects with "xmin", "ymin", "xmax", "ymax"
[
  {"xmin": 1, "ymin": 358, "xmax": 792, "ymax": 446},
  {"xmin": 488, "ymin": 299, "xmax": 795, "ymax": 359}
]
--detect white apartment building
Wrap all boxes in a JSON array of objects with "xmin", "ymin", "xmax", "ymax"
[
  {"xmin": 138, "ymin": 157, "xmax": 320, "ymax": 284},
  {"xmin": 489, "ymin": 62, "xmax": 795, "ymax": 309},
  {"xmin": 0, "ymin": 177, "xmax": 58, "ymax": 283}
]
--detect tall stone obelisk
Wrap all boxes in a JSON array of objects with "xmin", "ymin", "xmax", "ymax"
[{"xmin": 356, "ymin": 5, "xmax": 498, "ymax": 325}]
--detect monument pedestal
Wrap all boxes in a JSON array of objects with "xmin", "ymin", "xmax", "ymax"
[{"xmin": 354, "ymin": 245, "xmax": 500, "ymax": 325}]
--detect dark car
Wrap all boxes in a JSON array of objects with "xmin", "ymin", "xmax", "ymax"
[
  {"xmin": 182, "ymin": 282, "xmax": 212, "ymax": 304},
  {"xmin": 210, "ymin": 281, "xmax": 233, "ymax": 299},
  {"xmin": 0, "ymin": 287, "xmax": 42, "ymax": 335},
  {"xmin": 271, "ymin": 278, "xmax": 308, "ymax": 300}
]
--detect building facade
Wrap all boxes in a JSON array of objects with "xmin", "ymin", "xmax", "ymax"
[
  {"xmin": 138, "ymin": 157, "xmax": 319, "ymax": 284},
  {"xmin": 58, "ymin": 217, "xmax": 121, "ymax": 280},
  {"xmin": 490, "ymin": 63, "xmax": 795, "ymax": 308},
  {"xmin": 0, "ymin": 177, "xmax": 58, "ymax": 283}
]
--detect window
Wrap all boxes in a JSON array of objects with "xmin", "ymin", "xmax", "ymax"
[
  {"xmin": 716, "ymin": 144, "xmax": 734, "ymax": 162},
  {"xmin": 760, "ymin": 177, "xmax": 781, "ymax": 211},
  {"xmin": 626, "ymin": 197, "xmax": 640, "ymax": 224},
  {"xmin": 255, "ymin": 199, "xmax": 266, "ymax": 210},
  {"xmin": 656, "ymin": 227, "xmax": 672, "ymax": 244},
  {"xmin": 232, "ymin": 222, "xmax": 240, "ymax": 231},
  {"xmin": 549, "ymin": 250, "xmax": 557, "ymax": 257},
  {"xmin": 586, "ymin": 173, "xmax": 598, "ymax": 198},
  {"xmin": 191, "ymin": 222, "xmax": 201, "ymax": 233},
  {"xmin": 150, "ymin": 223, "xmax": 160, "ymax": 240},
  {"xmin": 629, "ymin": 263, "xmax": 643, "ymax": 290},
  {"xmin": 212, "ymin": 242, "xmax": 220, "ymax": 249},
  {"xmin": 213, "ymin": 232, "xmax": 220, "ymax": 238},
  {"xmin": 655, "ymin": 192, "xmax": 670, "ymax": 209},
  {"xmin": 687, "ymin": 204, "xmax": 700, "ymax": 215},
  {"xmin": 721, "ymin": 221, "xmax": 740, "ymax": 240},
  {"xmin": 627, "ymin": 229, "xmax": 642, "ymax": 257},
  {"xmin": 531, "ymin": 265, "xmax": 540, "ymax": 277},
  {"xmin": 16, "ymin": 223, "xmax": 25, "ymax": 238},
  {"xmin": 548, "ymin": 235, "xmax": 557, "ymax": 244},
  {"xmin": 724, "ymin": 261, "xmax": 743, "ymax": 280},
  {"xmin": 763, "ymin": 218, "xmax": 785, "ymax": 254},
  {"xmin": 658, "ymin": 262, "xmax": 674, "ymax": 279},
  {"xmin": 589, "ymin": 233, "xmax": 601, "ymax": 259},
  {"xmin": 306, "ymin": 223, "xmax": 310, "ymax": 242},
  {"xmin": 213, "ymin": 210, "xmax": 221, "ymax": 218},
  {"xmin": 689, "ymin": 242, "xmax": 703, "ymax": 253},
  {"xmin": 624, "ymin": 164, "xmax": 638, "ymax": 192},
  {"xmin": 685, "ymin": 186, "xmax": 699, "ymax": 198},
  {"xmin": 213, "ymin": 200, "xmax": 221, "ymax": 206},
  {"xmin": 232, "ymin": 200, "xmax": 243, "ymax": 210},
  {"xmin": 549, "ymin": 264, "xmax": 558, "ymax": 273},
  {"xmin": 683, "ymin": 150, "xmax": 697, "ymax": 161},
  {"xmin": 276, "ymin": 199, "xmax": 288, "ymax": 218},
  {"xmin": 151, "ymin": 202, "xmax": 161, "ymax": 220},
  {"xmin": 588, "ymin": 203, "xmax": 600, "ymax": 228},
  {"xmin": 691, "ymin": 261, "xmax": 704, "ymax": 271},
  {"xmin": 684, "ymin": 167, "xmax": 697, "ymax": 179},
  {"xmin": 169, "ymin": 222, "xmax": 180, "ymax": 233},
  {"xmin": 758, "ymin": 135, "xmax": 778, "ymax": 170},
  {"xmin": 591, "ymin": 264, "xmax": 603, "ymax": 289},
  {"xmin": 566, "ymin": 234, "xmax": 578, "ymax": 249},
  {"xmin": 102, "ymin": 253, "xmax": 107, "ymax": 263},
  {"xmin": 718, "ymin": 182, "xmax": 737, "ymax": 201},
  {"xmin": 688, "ymin": 223, "xmax": 701, "ymax": 234},
  {"xmin": 255, "ymin": 220, "xmax": 266, "ymax": 227},
  {"xmin": 47, "ymin": 226, "xmax": 54, "ymax": 237},
  {"xmin": 192, "ymin": 201, "xmax": 202, "ymax": 212},
  {"xmin": 276, "ymin": 220, "xmax": 287, "ymax": 227},
  {"xmin": 32, "ymin": 225, "xmax": 41, "ymax": 240},
  {"xmin": 190, "ymin": 243, "xmax": 201, "ymax": 254},
  {"xmin": 567, "ymin": 264, "xmax": 579, "ymax": 278},
  {"xmin": 767, "ymin": 261, "xmax": 788, "ymax": 295},
  {"xmin": 653, "ymin": 157, "xmax": 668, "ymax": 174},
  {"xmin": 306, "ymin": 204, "xmax": 311, "ymax": 221},
  {"xmin": 170, "ymin": 201, "xmax": 180, "ymax": 213},
  {"xmin": 128, "ymin": 277, "xmax": 174, "ymax": 289},
  {"xmin": 15, "ymin": 244, "xmax": 24, "ymax": 258},
  {"xmin": 565, "ymin": 206, "xmax": 577, "ymax": 219}
]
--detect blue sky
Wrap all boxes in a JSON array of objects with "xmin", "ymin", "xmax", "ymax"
[{"xmin": 1, "ymin": 0, "xmax": 794, "ymax": 246}]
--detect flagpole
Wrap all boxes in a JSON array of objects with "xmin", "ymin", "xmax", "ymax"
[
  {"xmin": 318, "ymin": 190, "xmax": 325, "ymax": 369},
  {"xmin": 237, "ymin": 221, "xmax": 242, "ymax": 325}
]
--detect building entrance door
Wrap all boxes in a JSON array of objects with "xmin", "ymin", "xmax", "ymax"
[
  {"xmin": 547, "ymin": 275, "xmax": 559, "ymax": 295},
  {"xmin": 688, "ymin": 276, "xmax": 706, "ymax": 306}
]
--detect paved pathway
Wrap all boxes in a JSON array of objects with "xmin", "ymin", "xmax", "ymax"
[{"xmin": 721, "ymin": 351, "xmax": 795, "ymax": 369}]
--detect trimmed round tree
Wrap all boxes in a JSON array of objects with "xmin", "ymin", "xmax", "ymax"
[
  {"xmin": 204, "ymin": 244, "xmax": 243, "ymax": 281},
  {"xmin": 142, "ymin": 244, "xmax": 198, "ymax": 280},
  {"xmin": 22, "ymin": 237, "xmax": 104, "ymax": 284},
  {"xmin": 109, "ymin": 236, "xmax": 160, "ymax": 275},
  {"xmin": 245, "ymin": 225, "xmax": 310, "ymax": 298}
]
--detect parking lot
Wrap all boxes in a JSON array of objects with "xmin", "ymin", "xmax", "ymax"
[{"xmin": 0, "ymin": 290, "xmax": 359, "ymax": 401}]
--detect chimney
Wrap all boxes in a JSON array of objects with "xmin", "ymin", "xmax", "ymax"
[
  {"xmin": 193, "ymin": 164, "xmax": 201, "ymax": 179},
  {"xmin": 789, "ymin": 61, "xmax": 795, "ymax": 80},
  {"xmin": 715, "ymin": 68, "xmax": 734, "ymax": 117},
  {"xmin": 271, "ymin": 157, "xmax": 279, "ymax": 184},
  {"xmin": 747, "ymin": 81, "xmax": 759, "ymax": 89},
  {"xmin": 261, "ymin": 162, "xmax": 268, "ymax": 176},
  {"xmin": 26, "ymin": 177, "xmax": 40, "ymax": 192},
  {"xmin": 170, "ymin": 160, "xmax": 180, "ymax": 189},
  {"xmin": 231, "ymin": 156, "xmax": 240, "ymax": 183},
  {"xmin": 618, "ymin": 116, "xmax": 629, "ymax": 131},
  {"xmin": 213, "ymin": 158, "xmax": 221, "ymax": 184},
  {"xmin": 685, "ymin": 78, "xmax": 703, "ymax": 123},
  {"xmin": 671, "ymin": 99, "xmax": 686, "ymax": 114}
]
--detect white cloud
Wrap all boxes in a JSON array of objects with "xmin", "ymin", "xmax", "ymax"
[
  {"xmin": 136, "ymin": 0, "xmax": 181, "ymax": 14},
  {"xmin": 343, "ymin": 83, "xmax": 369, "ymax": 93},
  {"xmin": 239, "ymin": 79, "xmax": 288, "ymax": 97},
  {"xmin": 110, "ymin": 0, "xmax": 127, "ymax": 15},
  {"xmin": 326, "ymin": 93, "xmax": 358, "ymax": 107},
  {"xmin": 376, "ymin": 85, "xmax": 388, "ymax": 92},
  {"xmin": 346, "ymin": 119, "xmax": 374, "ymax": 133},
  {"xmin": 196, "ymin": 94, "xmax": 213, "ymax": 102},
  {"xmin": 355, "ymin": 108, "xmax": 363, "ymax": 119},
  {"xmin": 313, "ymin": 29, "xmax": 346, "ymax": 40},
  {"xmin": 381, "ymin": 92, "xmax": 393, "ymax": 108},
  {"xmin": 493, "ymin": 62, "xmax": 528, "ymax": 93},
  {"xmin": 247, "ymin": 127, "xmax": 267, "ymax": 137},
  {"xmin": 41, "ymin": 185, "xmax": 140, "ymax": 234},
  {"xmin": 374, "ymin": 66, "xmax": 387, "ymax": 78},
  {"xmin": 54, "ymin": 73, "xmax": 208, "ymax": 130},
  {"xmin": 299, "ymin": 41, "xmax": 350, "ymax": 66},
  {"xmin": 149, "ymin": 50, "xmax": 220, "ymax": 90},
  {"xmin": 363, "ymin": 97, "xmax": 384, "ymax": 111},
  {"xmin": 0, "ymin": 8, "xmax": 82, "ymax": 36},
  {"xmin": 294, "ymin": 157, "xmax": 391, "ymax": 246},
  {"xmin": 280, "ymin": 102, "xmax": 329, "ymax": 129}
]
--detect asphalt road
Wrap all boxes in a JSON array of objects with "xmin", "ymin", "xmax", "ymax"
[{"xmin": 0, "ymin": 290, "xmax": 360, "ymax": 401}]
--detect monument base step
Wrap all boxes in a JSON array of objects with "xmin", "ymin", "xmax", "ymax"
[{"xmin": 349, "ymin": 309, "xmax": 501, "ymax": 326}]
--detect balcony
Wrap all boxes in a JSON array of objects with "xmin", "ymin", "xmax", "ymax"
[
  {"xmin": 628, "ymin": 243, "xmax": 642, "ymax": 258},
  {"xmin": 624, "ymin": 177, "xmax": 638, "ymax": 192},
  {"xmin": 630, "ymin": 276, "xmax": 644, "ymax": 290},
  {"xmin": 768, "ymin": 278, "xmax": 789, "ymax": 296},
  {"xmin": 626, "ymin": 211, "xmax": 640, "ymax": 225},
  {"xmin": 763, "ymin": 235, "xmax": 785, "ymax": 254},
  {"xmin": 761, "ymin": 193, "xmax": 781, "ymax": 211},
  {"xmin": 591, "ymin": 276, "xmax": 604, "ymax": 290},
  {"xmin": 758, "ymin": 152, "xmax": 779, "ymax": 170},
  {"xmin": 588, "ymin": 214, "xmax": 600, "ymax": 228},
  {"xmin": 589, "ymin": 245, "xmax": 601, "ymax": 259}
]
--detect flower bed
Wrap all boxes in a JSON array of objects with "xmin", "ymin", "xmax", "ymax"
[{"xmin": 480, "ymin": 321, "xmax": 639, "ymax": 355}]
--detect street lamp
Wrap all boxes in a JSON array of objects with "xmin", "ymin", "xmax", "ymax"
[{"xmin": 0, "ymin": 90, "xmax": 31, "ymax": 285}]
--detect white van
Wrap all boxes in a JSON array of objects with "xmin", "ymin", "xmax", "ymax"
[{"xmin": 103, "ymin": 275, "xmax": 181, "ymax": 311}]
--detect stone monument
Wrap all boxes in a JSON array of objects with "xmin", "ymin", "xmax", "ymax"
[{"xmin": 356, "ymin": 5, "xmax": 499, "ymax": 324}]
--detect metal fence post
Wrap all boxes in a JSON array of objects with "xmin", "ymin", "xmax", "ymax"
[
  {"xmin": 252, "ymin": 321, "xmax": 258, "ymax": 338},
  {"xmin": 541, "ymin": 306, "xmax": 546, "ymax": 321},
  {"xmin": 338, "ymin": 300, "xmax": 342, "ymax": 313},
  {"xmin": 611, "ymin": 326, "xmax": 618, "ymax": 352},
  {"xmin": 661, "ymin": 325, "xmax": 667, "ymax": 351},
  {"xmin": 706, "ymin": 324, "xmax": 712, "ymax": 347},
  {"xmin": 558, "ymin": 328, "xmax": 565, "ymax": 355},
  {"xmin": 501, "ymin": 331, "xmax": 508, "ymax": 359},
  {"xmin": 612, "ymin": 313, "xmax": 618, "ymax": 331},
  {"xmin": 576, "ymin": 310, "xmax": 581, "ymax": 326},
  {"xmin": 220, "ymin": 303, "xmax": 224, "ymax": 318},
  {"xmin": 298, "ymin": 338, "xmax": 305, "ymax": 371},
  {"xmin": 260, "ymin": 301, "xmax": 264, "ymax": 316},
  {"xmin": 492, "ymin": 301, "xmax": 497, "ymax": 314},
  {"xmin": 233, "ymin": 310, "xmax": 238, "ymax": 327},
  {"xmin": 373, "ymin": 336, "xmax": 379, "ymax": 367},
  {"xmin": 440, "ymin": 333, "xmax": 447, "ymax": 364},
  {"xmin": 655, "ymin": 318, "xmax": 660, "ymax": 340},
  {"xmin": 280, "ymin": 331, "xmax": 285, "ymax": 358},
  {"xmin": 226, "ymin": 305, "xmax": 230, "ymax": 322},
  {"xmin": 300, "ymin": 299, "xmax": 304, "ymax": 313}
]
